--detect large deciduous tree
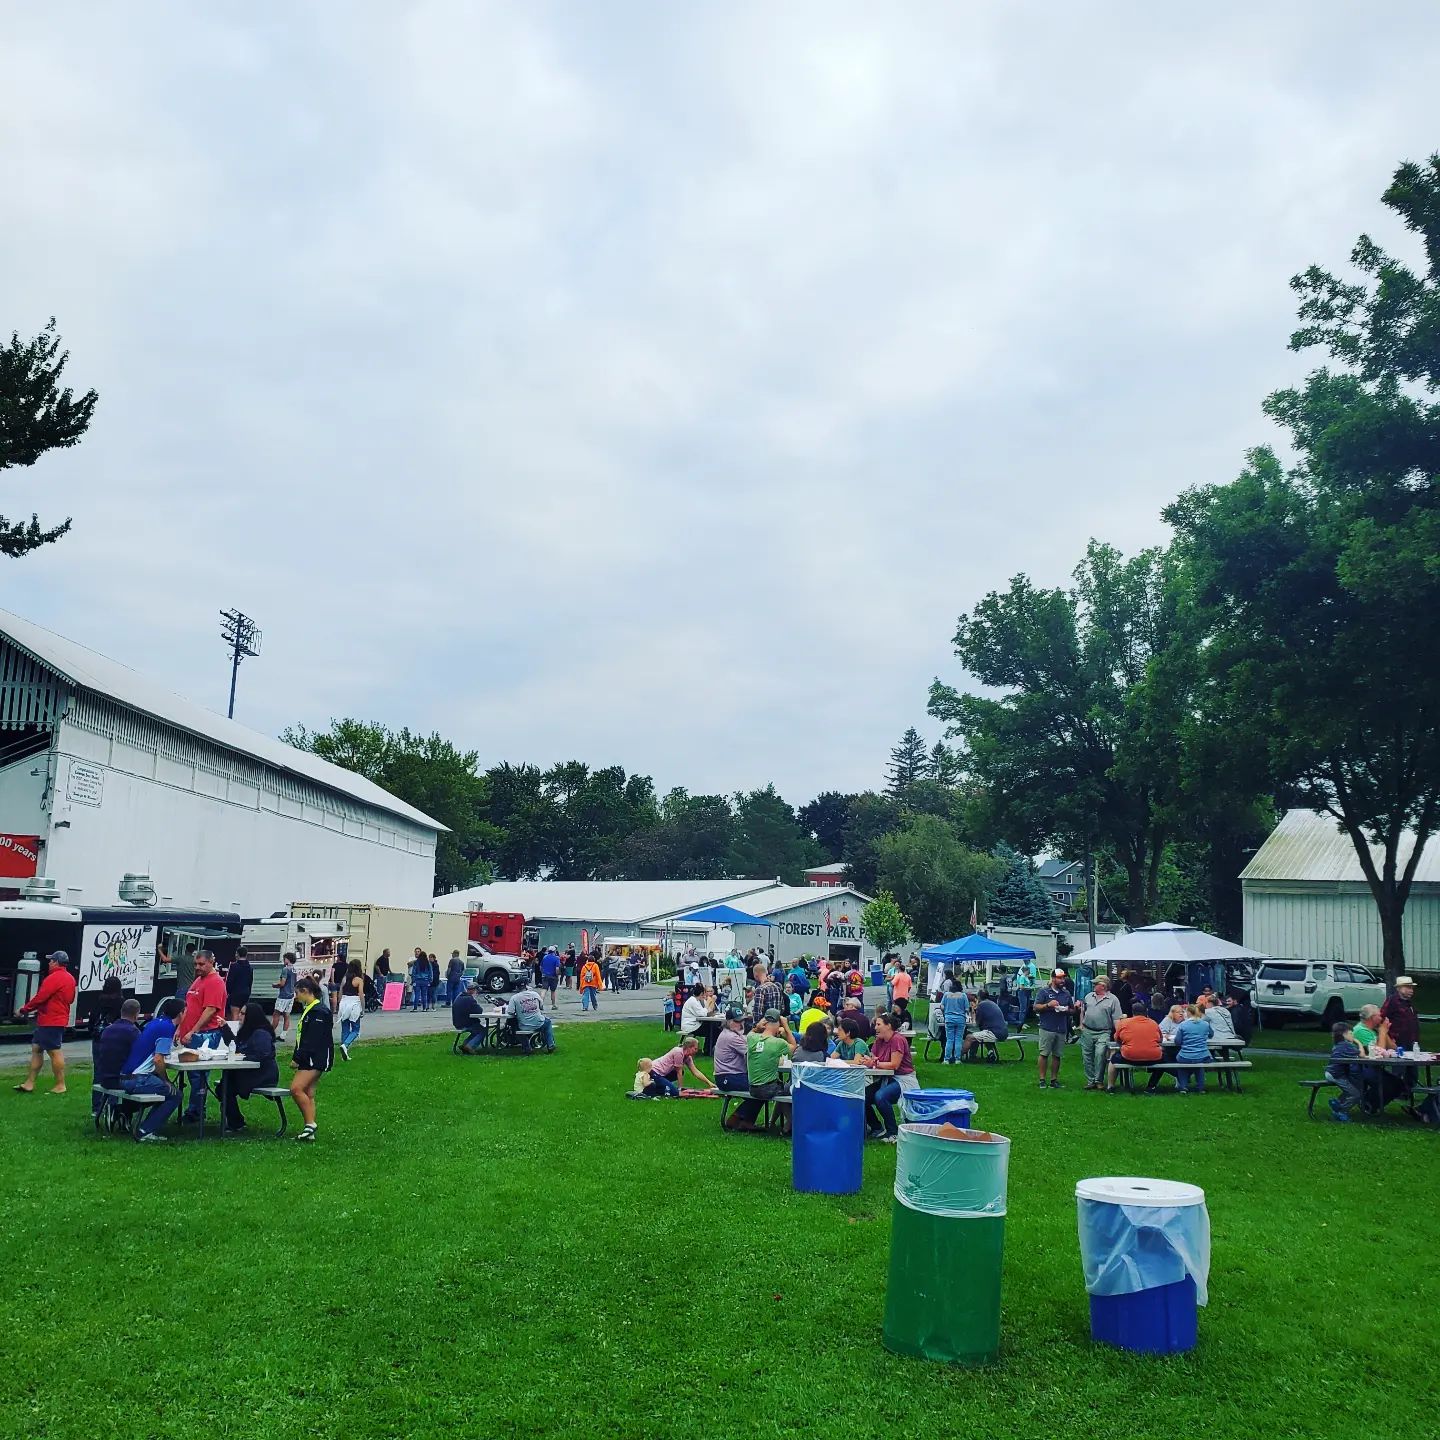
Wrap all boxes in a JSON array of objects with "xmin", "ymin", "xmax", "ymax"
[
  {"xmin": 875, "ymin": 815, "xmax": 1001, "ymax": 944},
  {"xmin": 1167, "ymin": 155, "xmax": 1440, "ymax": 983},
  {"xmin": 727, "ymin": 785, "xmax": 823, "ymax": 883},
  {"xmin": 283, "ymin": 719, "xmax": 493, "ymax": 894},
  {"xmin": 859, "ymin": 889, "xmax": 910, "ymax": 958},
  {"xmin": 799, "ymin": 790, "xmax": 855, "ymax": 862},
  {"xmin": 929, "ymin": 541, "xmax": 1200, "ymax": 926},
  {"xmin": 1, "ymin": 318, "xmax": 97, "ymax": 557}
]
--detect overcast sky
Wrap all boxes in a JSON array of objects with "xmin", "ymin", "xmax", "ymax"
[{"xmin": 3, "ymin": 2, "xmax": 1437, "ymax": 808}]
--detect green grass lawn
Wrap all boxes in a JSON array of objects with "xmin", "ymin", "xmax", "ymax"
[
  {"xmin": 1, "ymin": 1022, "xmax": 1434, "ymax": 1439},
  {"xmin": 1248, "ymin": 1018, "xmax": 1440, "ymax": 1053}
]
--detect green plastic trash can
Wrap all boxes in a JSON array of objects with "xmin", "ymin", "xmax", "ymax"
[{"xmin": 883, "ymin": 1124, "xmax": 1010, "ymax": 1366}]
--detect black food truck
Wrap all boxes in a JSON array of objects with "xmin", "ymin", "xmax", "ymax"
[{"xmin": 1, "ymin": 884, "xmax": 242, "ymax": 1037}]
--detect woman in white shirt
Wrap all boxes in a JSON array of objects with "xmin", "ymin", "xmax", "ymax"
[{"xmin": 680, "ymin": 985, "xmax": 716, "ymax": 1040}]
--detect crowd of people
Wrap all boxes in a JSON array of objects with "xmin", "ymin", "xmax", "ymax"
[{"xmin": 636, "ymin": 959, "xmax": 922, "ymax": 1140}]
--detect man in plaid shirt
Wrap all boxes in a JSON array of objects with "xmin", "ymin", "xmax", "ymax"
[{"xmin": 750, "ymin": 963, "xmax": 783, "ymax": 1026}]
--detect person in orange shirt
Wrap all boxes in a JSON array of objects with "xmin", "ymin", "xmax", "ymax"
[
  {"xmin": 1106, "ymin": 1001, "xmax": 1164, "ymax": 1093},
  {"xmin": 578, "ymin": 954, "xmax": 602, "ymax": 1012}
]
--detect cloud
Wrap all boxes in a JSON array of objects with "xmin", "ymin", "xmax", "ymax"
[{"xmin": 3, "ymin": 0, "xmax": 1438, "ymax": 806}]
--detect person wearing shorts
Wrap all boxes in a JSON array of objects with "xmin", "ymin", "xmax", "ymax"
[
  {"xmin": 289, "ymin": 976, "xmax": 333, "ymax": 1143},
  {"xmin": 14, "ymin": 950, "xmax": 78, "ymax": 1094},
  {"xmin": 1034, "ymin": 968, "xmax": 1075, "ymax": 1089},
  {"xmin": 540, "ymin": 947, "xmax": 560, "ymax": 1007},
  {"xmin": 272, "ymin": 951, "xmax": 298, "ymax": 1038}
]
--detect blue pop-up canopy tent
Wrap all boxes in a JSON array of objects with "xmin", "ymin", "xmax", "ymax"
[
  {"xmin": 674, "ymin": 903, "xmax": 775, "ymax": 928},
  {"xmin": 921, "ymin": 933, "xmax": 1035, "ymax": 963}
]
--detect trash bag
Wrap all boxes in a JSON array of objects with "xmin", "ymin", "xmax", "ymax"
[
  {"xmin": 894, "ymin": 1123, "xmax": 1009, "ymax": 1219},
  {"xmin": 1076, "ymin": 1178, "xmax": 1210, "ymax": 1306}
]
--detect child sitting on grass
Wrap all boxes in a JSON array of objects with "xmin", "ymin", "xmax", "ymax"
[
  {"xmin": 633, "ymin": 1058, "xmax": 653, "ymax": 1094},
  {"xmin": 1326, "ymin": 1021, "xmax": 1363, "ymax": 1122}
]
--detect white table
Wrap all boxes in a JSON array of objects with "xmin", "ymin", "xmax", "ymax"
[{"xmin": 167, "ymin": 1055, "xmax": 260, "ymax": 1137}]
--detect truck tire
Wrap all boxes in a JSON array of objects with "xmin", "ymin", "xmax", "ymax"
[{"xmin": 484, "ymin": 968, "xmax": 508, "ymax": 994}]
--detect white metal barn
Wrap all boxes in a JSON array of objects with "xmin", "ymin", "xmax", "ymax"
[
  {"xmin": 0, "ymin": 608, "xmax": 443, "ymax": 915},
  {"xmin": 1241, "ymin": 809, "xmax": 1440, "ymax": 975}
]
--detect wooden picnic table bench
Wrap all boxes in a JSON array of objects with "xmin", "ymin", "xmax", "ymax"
[{"xmin": 1109, "ymin": 1058, "xmax": 1252, "ymax": 1093}]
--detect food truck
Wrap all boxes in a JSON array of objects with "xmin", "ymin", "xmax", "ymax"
[{"xmin": 0, "ymin": 874, "xmax": 241, "ymax": 1035}]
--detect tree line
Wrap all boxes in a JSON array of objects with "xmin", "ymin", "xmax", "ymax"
[{"xmin": 283, "ymin": 155, "xmax": 1438, "ymax": 983}]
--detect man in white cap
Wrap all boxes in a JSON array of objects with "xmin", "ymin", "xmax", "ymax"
[
  {"xmin": 1379, "ymin": 977, "xmax": 1420, "ymax": 1052},
  {"xmin": 1034, "ymin": 967, "xmax": 1075, "ymax": 1089}
]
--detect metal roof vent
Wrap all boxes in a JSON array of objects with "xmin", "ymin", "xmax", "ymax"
[
  {"xmin": 22, "ymin": 876, "xmax": 61, "ymax": 903},
  {"xmin": 118, "ymin": 873, "xmax": 157, "ymax": 906}
]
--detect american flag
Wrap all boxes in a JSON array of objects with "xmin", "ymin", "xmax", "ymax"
[
  {"xmin": 970, "ymin": 897, "xmax": 978, "ymax": 931},
  {"xmin": 824, "ymin": 907, "xmax": 832, "ymax": 935}
]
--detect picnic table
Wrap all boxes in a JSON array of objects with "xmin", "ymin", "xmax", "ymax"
[
  {"xmin": 691, "ymin": 1013, "xmax": 725, "ymax": 1056},
  {"xmin": 1103, "ymin": 1036, "xmax": 1252, "ymax": 1092},
  {"xmin": 453, "ymin": 1010, "xmax": 512, "ymax": 1053},
  {"xmin": 166, "ymin": 1055, "xmax": 259, "ymax": 1137}
]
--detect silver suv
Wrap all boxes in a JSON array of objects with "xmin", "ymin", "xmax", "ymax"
[
  {"xmin": 466, "ymin": 943, "xmax": 528, "ymax": 994},
  {"xmin": 1250, "ymin": 960, "xmax": 1386, "ymax": 1030}
]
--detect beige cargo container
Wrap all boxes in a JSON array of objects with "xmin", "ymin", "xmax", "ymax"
[{"xmin": 289, "ymin": 902, "xmax": 468, "ymax": 977}]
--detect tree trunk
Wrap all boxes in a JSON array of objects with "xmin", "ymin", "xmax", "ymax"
[{"xmin": 1377, "ymin": 890, "xmax": 1407, "ymax": 990}]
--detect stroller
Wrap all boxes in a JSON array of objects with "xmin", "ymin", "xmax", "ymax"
[{"xmin": 362, "ymin": 973, "xmax": 382, "ymax": 1013}]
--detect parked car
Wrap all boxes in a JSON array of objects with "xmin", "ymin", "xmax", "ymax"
[
  {"xmin": 1250, "ymin": 959, "xmax": 1386, "ymax": 1029},
  {"xmin": 465, "ymin": 943, "xmax": 528, "ymax": 994}
]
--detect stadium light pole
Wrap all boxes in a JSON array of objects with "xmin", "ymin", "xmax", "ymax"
[{"xmin": 219, "ymin": 608, "xmax": 262, "ymax": 719}]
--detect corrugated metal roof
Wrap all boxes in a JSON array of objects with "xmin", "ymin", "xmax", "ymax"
[
  {"xmin": 433, "ymin": 879, "xmax": 780, "ymax": 923},
  {"xmin": 0, "ymin": 607, "xmax": 444, "ymax": 832},
  {"xmin": 1241, "ymin": 808, "xmax": 1440, "ymax": 886},
  {"xmin": 802, "ymin": 862, "xmax": 847, "ymax": 876},
  {"xmin": 651, "ymin": 884, "xmax": 873, "ymax": 922}
]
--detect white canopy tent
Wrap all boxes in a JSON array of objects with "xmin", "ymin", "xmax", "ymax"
[{"xmin": 1068, "ymin": 922, "xmax": 1268, "ymax": 969}]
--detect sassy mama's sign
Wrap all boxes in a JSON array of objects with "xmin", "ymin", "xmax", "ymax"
[{"xmin": 80, "ymin": 923, "xmax": 158, "ymax": 995}]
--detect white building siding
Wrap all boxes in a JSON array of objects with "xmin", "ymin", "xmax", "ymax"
[
  {"xmin": 41, "ymin": 702, "xmax": 436, "ymax": 914},
  {"xmin": 733, "ymin": 893, "xmax": 881, "ymax": 973},
  {"xmin": 1243, "ymin": 884, "xmax": 1440, "ymax": 974}
]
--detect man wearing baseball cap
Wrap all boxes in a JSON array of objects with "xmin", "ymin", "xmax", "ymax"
[
  {"xmin": 14, "ymin": 950, "xmax": 78, "ymax": 1094},
  {"xmin": 1034, "ymin": 967, "xmax": 1075, "ymax": 1089},
  {"xmin": 1379, "ymin": 976, "xmax": 1420, "ymax": 1053}
]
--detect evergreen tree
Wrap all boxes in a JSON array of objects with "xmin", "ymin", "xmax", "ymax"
[
  {"xmin": 929, "ymin": 741, "xmax": 961, "ymax": 787},
  {"xmin": 988, "ymin": 842, "xmax": 1057, "ymax": 928},
  {"xmin": 885, "ymin": 727, "xmax": 930, "ymax": 796}
]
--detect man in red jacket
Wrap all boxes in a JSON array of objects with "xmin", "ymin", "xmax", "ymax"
[{"xmin": 14, "ymin": 950, "xmax": 78, "ymax": 1094}]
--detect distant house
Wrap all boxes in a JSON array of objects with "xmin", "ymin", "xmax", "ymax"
[
  {"xmin": 1038, "ymin": 859, "xmax": 1084, "ymax": 913},
  {"xmin": 802, "ymin": 862, "xmax": 848, "ymax": 889}
]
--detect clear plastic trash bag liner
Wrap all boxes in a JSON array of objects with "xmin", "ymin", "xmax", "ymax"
[
  {"xmin": 1077, "ymin": 1200, "xmax": 1210, "ymax": 1306},
  {"xmin": 790, "ymin": 1064, "xmax": 871, "ymax": 1098},
  {"xmin": 894, "ymin": 1123, "xmax": 1009, "ymax": 1219},
  {"xmin": 901, "ymin": 1089, "xmax": 979, "ymax": 1124}
]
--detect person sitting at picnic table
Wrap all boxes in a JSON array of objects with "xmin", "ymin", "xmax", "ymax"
[
  {"xmin": 840, "ymin": 998, "xmax": 873, "ymax": 1041},
  {"xmin": 1106, "ymin": 1002, "xmax": 1164, "ymax": 1093},
  {"xmin": 646, "ymin": 1036, "xmax": 712, "ymax": 1097},
  {"xmin": 889, "ymin": 995, "xmax": 912, "ymax": 1032},
  {"xmin": 680, "ymin": 984, "xmax": 716, "ymax": 1038},
  {"xmin": 1325, "ymin": 1021, "xmax": 1364, "ymax": 1123},
  {"xmin": 961, "ymin": 990, "xmax": 1009, "ymax": 1062},
  {"xmin": 452, "ymin": 981, "xmax": 488, "ymax": 1055},
  {"xmin": 1172, "ymin": 1004, "xmax": 1213, "ymax": 1094},
  {"xmin": 224, "ymin": 1002, "xmax": 279, "ymax": 1131},
  {"xmin": 1078, "ymin": 974, "xmax": 1123, "ymax": 1090},
  {"xmin": 794, "ymin": 1021, "xmax": 830, "ymax": 1066},
  {"xmin": 859, "ymin": 1011, "xmax": 917, "ymax": 1142},
  {"xmin": 1203, "ymin": 994, "xmax": 1240, "ymax": 1044},
  {"xmin": 95, "ymin": 998, "xmax": 144, "ymax": 1097},
  {"xmin": 1149, "ymin": 991, "xmax": 1171, "ymax": 1020},
  {"xmin": 1378, "ymin": 977, "xmax": 1420, "ymax": 1052},
  {"xmin": 121, "ymin": 996, "xmax": 185, "ymax": 1142},
  {"xmin": 799, "ymin": 996, "xmax": 829, "ymax": 1034},
  {"xmin": 1158, "ymin": 1003, "xmax": 1186, "ymax": 1041},
  {"xmin": 507, "ymin": 981, "xmax": 556, "ymax": 1052},
  {"xmin": 941, "ymin": 978, "xmax": 970, "ymax": 1065},
  {"xmin": 726, "ymin": 1010, "xmax": 794, "ymax": 1131},
  {"xmin": 713, "ymin": 1011, "xmax": 750, "ymax": 1097},
  {"xmin": 833, "ymin": 1015, "xmax": 871, "ymax": 1062},
  {"xmin": 1353, "ymin": 1005, "xmax": 1382, "ymax": 1053}
]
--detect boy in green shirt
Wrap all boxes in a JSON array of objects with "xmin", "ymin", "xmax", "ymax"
[{"xmin": 833, "ymin": 1015, "xmax": 871, "ymax": 1062}]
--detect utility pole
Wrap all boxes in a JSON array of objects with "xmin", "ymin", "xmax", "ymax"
[
  {"xmin": 219, "ymin": 609, "xmax": 262, "ymax": 719},
  {"xmin": 1084, "ymin": 843, "xmax": 1098, "ymax": 951}
]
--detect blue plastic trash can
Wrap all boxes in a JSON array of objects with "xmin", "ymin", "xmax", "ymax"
[
  {"xmin": 870, "ymin": 963, "xmax": 884, "ymax": 986},
  {"xmin": 1076, "ymin": 1177, "xmax": 1209, "ymax": 1355},
  {"xmin": 791, "ymin": 1065, "xmax": 870, "ymax": 1194},
  {"xmin": 900, "ymin": 1089, "xmax": 979, "ymax": 1129}
]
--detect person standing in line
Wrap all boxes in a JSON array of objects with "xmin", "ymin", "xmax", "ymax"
[
  {"xmin": 328, "ymin": 953, "xmax": 346, "ymax": 1013},
  {"xmin": 409, "ymin": 948, "xmax": 429, "ymax": 1011},
  {"xmin": 175, "ymin": 949, "xmax": 229, "ymax": 1122},
  {"xmin": 1034, "ymin": 967, "xmax": 1075, "ymax": 1090},
  {"xmin": 289, "ymin": 976, "xmax": 333, "ymax": 1142},
  {"xmin": 1077, "ymin": 973, "xmax": 1123, "ymax": 1090},
  {"xmin": 373, "ymin": 948, "xmax": 393, "ymax": 995},
  {"xmin": 578, "ymin": 953, "xmax": 602, "ymax": 1012},
  {"xmin": 337, "ymin": 960, "xmax": 365, "ymax": 1060},
  {"xmin": 1014, "ymin": 957, "xmax": 1038, "ymax": 1028},
  {"xmin": 13, "ymin": 950, "xmax": 78, "ymax": 1094},
  {"xmin": 444, "ymin": 950, "xmax": 465, "ymax": 1007},
  {"xmin": 272, "ymin": 950, "xmax": 297, "ymax": 1038},
  {"xmin": 426, "ymin": 954, "xmax": 440, "ymax": 1011},
  {"xmin": 225, "ymin": 945, "xmax": 254, "ymax": 1021},
  {"xmin": 941, "ymin": 977, "xmax": 970, "ymax": 1065}
]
